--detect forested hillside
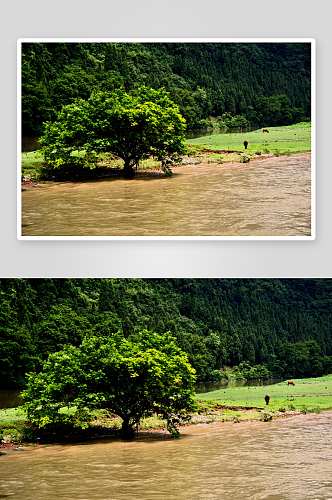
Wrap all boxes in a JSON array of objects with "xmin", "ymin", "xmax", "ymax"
[
  {"xmin": 21, "ymin": 42, "xmax": 311, "ymax": 135},
  {"xmin": 1, "ymin": 279, "xmax": 331, "ymax": 389}
]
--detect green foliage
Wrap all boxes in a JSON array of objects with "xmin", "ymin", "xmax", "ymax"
[
  {"xmin": 40, "ymin": 87, "xmax": 186, "ymax": 177},
  {"xmin": 21, "ymin": 42, "xmax": 311, "ymax": 136},
  {"xmin": 255, "ymin": 95, "xmax": 295, "ymax": 126},
  {"xmin": 279, "ymin": 340, "xmax": 324, "ymax": 378},
  {"xmin": 33, "ymin": 305, "xmax": 90, "ymax": 360},
  {"xmin": 261, "ymin": 413, "xmax": 273, "ymax": 422},
  {"xmin": 0, "ymin": 300, "xmax": 36, "ymax": 388},
  {"xmin": 232, "ymin": 362, "xmax": 272, "ymax": 380},
  {"xmin": 23, "ymin": 330, "xmax": 196, "ymax": 439},
  {"xmin": 217, "ymin": 113, "xmax": 249, "ymax": 128},
  {"xmin": 1, "ymin": 278, "xmax": 332, "ymax": 388},
  {"xmin": 21, "ymin": 60, "xmax": 52, "ymax": 135},
  {"xmin": 49, "ymin": 65, "xmax": 97, "ymax": 112}
]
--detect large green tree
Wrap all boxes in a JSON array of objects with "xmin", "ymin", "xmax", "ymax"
[
  {"xmin": 40, "ymin": 87, "xmax": 186, "ymax": 177},
  {"xmin": 23, "ymin": 330, "xmax": 196, "ymax": 439}
]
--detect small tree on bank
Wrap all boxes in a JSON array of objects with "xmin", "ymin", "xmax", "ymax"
[
  {"xmin": 22, "ymin": 330, "xmax": 196, "ymax": 439},
  {"xmin": 40, "ymin": 87, "xmax": 187, "ymax": 177}
]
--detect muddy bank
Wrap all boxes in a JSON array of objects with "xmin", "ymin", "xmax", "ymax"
[
  {"xmin": 1, "ymin": 403, "xmax": 321, "ymax": 453},
  {"xmin": 22, "ymin": 152, "xmax": 311, "ymax": 186},
  {"xmin": 1, "ymin": 409, "xmax": 327, "ymax": 454},
  {"xmin": 172, "ymin": 151, "xmax": 311, "ymax": 172}
]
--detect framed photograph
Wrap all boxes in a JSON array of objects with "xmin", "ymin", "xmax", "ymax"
[{"xmin": 18, "ymin": 38, "xmax": 315, "ymax": 240}]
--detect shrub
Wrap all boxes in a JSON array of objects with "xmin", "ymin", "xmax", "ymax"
[
  {"xmin": 211, "ymin": 369, "xmax": 224, "ymax": 381},
  {"xmin": 261, "ymin": 413, "xmax": 273, "ymax": 422},
  {"xmin": 21, "ymin": 424, "xmax": 39, "ymax": 443},
  {"xmin": 2, "ymin": 427, "xmax": 23, "ymax": 444}
]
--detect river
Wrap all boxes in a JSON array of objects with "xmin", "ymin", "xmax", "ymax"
[
  {"xmin": 0, "ymin": 390, "xmax": 23, "ymax": 409},
  {"xmin": 195, "ymin": 379, "xmax": 282, "ymax": 394},
  {"xmin": 21, "ymin": 153, "xmax": 311, "ymax": 237},
  {"xmin": 1, "ymin": 411, "xmax": 331, "ymax": 499}
]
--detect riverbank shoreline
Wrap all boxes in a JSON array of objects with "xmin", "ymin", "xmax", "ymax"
[
  {"xmin": 171, "ymin": 151, "xmax": 311, "ymax": 174},
  {"xmin": 1, "ymin": 407, "xmax": 330, "ymax": 454},
  {"xmin": 21, "ymin": 152, "xmax": 311, "ymax": 187},
  {"xmin": 2, "ymin": 373, "xmax": 331, "ymax": 451}
]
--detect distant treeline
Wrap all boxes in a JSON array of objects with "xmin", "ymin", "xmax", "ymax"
[
  {"xmin": 22, "ymin": 42, "xmax": 311, "ymax": 135},
  {"xmin": 1, "ymin": 278, "xmax": 331, "ymax": 389}
]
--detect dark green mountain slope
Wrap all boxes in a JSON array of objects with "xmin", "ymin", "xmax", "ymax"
[
  {"xmin": 22, "ymin": 42, "xmax": 311, "ymax": 135},
  {"xmin": 0, "ymin": 279, "xmax": 330, "ymax": 388}
]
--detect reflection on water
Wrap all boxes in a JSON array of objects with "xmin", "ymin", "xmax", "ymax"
[
  {"xmin": 0, "ymin": 390, "xmax": 23, "ymax": 409},
  {"xmin": 22, "ymin": 136, "xmax": 41, "ymax": 152},
  {"xmin": 195, "ymin": 379, "xmax": 282, "ymax": 394},
  {"xmin": 1, "ymin": 412, "xmax": 331, "ymax": 499},
  {"xmin": 185, "ymin": 126, "xmax": 259, "ymax": 140},
  {"xmin": 21, "ymin": 154, "xmax": 311, "ymax": 237}
]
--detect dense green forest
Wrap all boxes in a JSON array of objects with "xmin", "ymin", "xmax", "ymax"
[
  {"xmin": 21, "ymin": 42, "xmax": 311, "ymax": 136},
  {"xmin": 1, "ymin": 279, "xmax": 331, "ymax": 389}
]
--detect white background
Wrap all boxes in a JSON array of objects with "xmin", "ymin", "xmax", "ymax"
[{"xmin": 1, "ymin": 0, "xmax": 331, "ymax": 278}]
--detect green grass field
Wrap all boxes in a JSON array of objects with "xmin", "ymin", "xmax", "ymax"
[
  {"xmin": 186, "ymin": 122, "xmax": 311, "ymax": 158},
  {"xmin": 196, "ymin": 375, "xmax": 332, "ymax": 415},
  {"xmin": 0, "ymin": 407, "xmax": 27, "ymax": 444}
]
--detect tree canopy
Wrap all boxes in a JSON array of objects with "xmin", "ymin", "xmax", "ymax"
[
  {"xmin": 40, "ymin": 87, "xmax": 186, "ymax": 177},
  {"xmin": 22, "ymin": 330, "xmax": 196, "ymax": 439}
]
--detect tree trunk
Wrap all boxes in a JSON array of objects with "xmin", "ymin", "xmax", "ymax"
[
  {"xmin": 123, "ymin": 159, "xmax": 134, "ymax": 178},
  {"xmin": 121, "ymin": 417, "xmax": 135, "ymax": 439}
]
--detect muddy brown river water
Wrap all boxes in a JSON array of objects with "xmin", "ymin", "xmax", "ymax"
[
  {"xmin": 21, "ymin": 154, "xmax": 311, "ymax": 237},
  {"xmin": 1, "ymin": 411, "xmax": 331, "ymax": 499}
]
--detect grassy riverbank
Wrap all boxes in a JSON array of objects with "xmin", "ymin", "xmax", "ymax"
[
  {"xmin": 21, "ymin": 122, "xmax": 311, "ymax": 183},
  {"xmin": 195, "ymin": 375, "xmax": 332, "ymax": 424},
  {"xmin": 1, "ymin": 374, "xmax": 330, "ymax": 448},
  {"xmin": 186, "ymin": 122, "xmax": 311, "ymax": 160}
]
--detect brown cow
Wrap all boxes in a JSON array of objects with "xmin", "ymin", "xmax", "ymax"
[
  {"xmin": 263, "ymin": 129, "xmax": 269, "ymax": 133},
  {"xmin": 265, "ymin": 395, "xmax": 270, "ymax": 405},
  {"xmin": 287, "ymin": 381, "xmax": 295, "ymax": 386},
  {"xmin": 244, "ymin": 140, "xmax": 248, "ymax": 149}
]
